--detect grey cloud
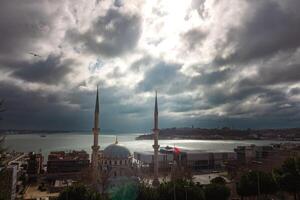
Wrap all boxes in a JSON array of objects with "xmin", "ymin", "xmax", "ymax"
[
  {"xmin": 182, "ymin": 28, "xmax": 207, "ymax": 50},
  {"xmin": 190, "ymin": 0, "xmax": 206, "ymax": 19},
  {"xmin": 0, "ymin": 0, "xmax": 62, "ymax": 63},
  {"xmin": 289, "ymin": 87, "xmax": 300, "ymax": 96},
  {"xmin": 11, "ymin": 55, "xmax": 73, "ymax": 85},
  {"xmin": 257, "ymin": 63, "xmax": 300, "ymax": 85},
  {"xmin": 215, "ymin": 0, "xmax": 300, "ymax": 65},
  {"xmin": 136, "ymin": 62, "xmax": 188, "ymax": 94},
  {"xmin": 130, "ymin": 55, "xmax": 153, "ymax": 72},
  {"xmin": 67, "ymin": 8, "xmax": 142, "ymax": 57},
  {"xmin": 0, "ymin": 81, "xmax": 81, "ymax": 130},
  {"xmin": 190, "ymin": 68, "xmax": 232, "ymax": 87}
]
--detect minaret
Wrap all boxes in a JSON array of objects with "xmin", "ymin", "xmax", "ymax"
[
  {"xmin": 91, "ymin": 86, "xmax": 100, "ymax": 178},
  {"xmin": 152, "ymin": 91, "xmax": 160, "ymax": 186}
]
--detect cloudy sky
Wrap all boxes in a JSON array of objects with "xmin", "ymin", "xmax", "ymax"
[{"xmin": 0, "ymin": 0, "xmax": 300, "ymax": 132}]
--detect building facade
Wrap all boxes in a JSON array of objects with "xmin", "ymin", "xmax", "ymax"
[
  {"xmin": 134, "ymin": 147, "xmax": 237, "ymax": 172},
  {"xmin": 47, "ymin": 150, "xmax": 89, "ymax": 174},
  {"xmin": 98, "ymin": 138, "xmax": 136, "ymax": 191}
]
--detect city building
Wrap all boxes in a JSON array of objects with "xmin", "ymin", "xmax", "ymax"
[
  {"xmin": 227, "ymin": 143, "xmax": 300, "ymax": 179},
  {"xmin": 134, "ymin": 151, "xmax": 173, "ymax": 171},
  {"xmin": 47, "ymin": 150, "xmax": 89, "ymax": 174},
  {"xmin": 0, "ymin": 165, "xmax": 17, "ymax": 200},
  {"xmin": 234, "ymin": 145, "xmax": 256, "ymax": 164},
  {"xmin": 134, "ymin": 146, "xmax": 237, "ymax": 172},
  {"xmin": 27, "ymin": 152, "xmax": 43, "ymax": 181}
]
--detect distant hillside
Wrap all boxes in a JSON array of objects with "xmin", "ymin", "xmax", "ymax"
[{"xmin": 136, "ymin": 127, "xmax": 300, "ymax": 141}]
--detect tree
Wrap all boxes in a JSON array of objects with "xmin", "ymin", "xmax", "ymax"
[
  {"xmin": 57, "ymin": 184, "xmax": 102, "ymax": 200},
  {"xmin": 275, "ymin": 157, "xmax": 300, "ymax": 200},
  {"xmin": 211, "ymin": 176, "xmax": 226, "ymax": 185},
  {"xmin": 204, "ymin": 183, "xmax": 231, "ymax": 200},
  {"xmin": 0, "ymin": 100, "xmax": 4, "ymax": 119},
  {"xmin": 0, "ymin": 100, "xmax": 6, "ymax": 162},
  {"xmin": 136, "ymin": 182, "xmax": 158, "ymax": 200},
  {"xmin": 237, "ymin": 170, "xmax": 278, "ymax": 199},
  {"xmin": 137, "ymin": 179, "xmax": 205, "ymax": 200},
  {"xmin": 109, "ymin": 182, "xmax": 139, "ymax": 200}
]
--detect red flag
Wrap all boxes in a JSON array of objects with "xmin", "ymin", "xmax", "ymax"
[{"xmin": 174, "ymin": 147, "xmax": 180, "ymax": 155}]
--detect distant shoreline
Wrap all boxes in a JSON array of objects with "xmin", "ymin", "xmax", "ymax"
[
  {"xmin": 0, "ymin": 130, "xmax": 99, "ymax": 135},
  {"xmin": 135, "ymin": 127, "xmax": 300, "ymax": 141}
]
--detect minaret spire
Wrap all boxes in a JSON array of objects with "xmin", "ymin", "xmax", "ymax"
[
  {"xmin": 154, "ymin": 90, "xmax": 158, "ymax": 129},
  {"xmin": 152, "ymin": 90, "xmax": 160, "ymax": 186},
  {"xmin": 91, "ymin": 86, "xmax": 100, "ymax": 183},
  {"xmin": 95, "ymin": 85, "xmax": 99, "ymax": 113}
]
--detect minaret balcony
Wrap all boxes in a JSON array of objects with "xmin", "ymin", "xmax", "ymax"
[{"xmin": 92, "ymin": 146, "xmax": 100, "ymax": 151}]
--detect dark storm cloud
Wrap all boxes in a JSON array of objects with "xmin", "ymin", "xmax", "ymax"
[
  {"xmin": 289, "ymin": 87, "xmax": 300, "ymax": 96},
  {"xmin": 64, "ymin": 85, "xmax": 156, "ymax": 131},
  {"xmin": 136, "ymin": 62, "xmax": 189, "ymax": 94},
  {"xmin": 11, "ymin": 55, "xmax": 73, "ymax": 85},
  {"xmin": 2, "ymin": 0, "xmax": 300, "ymax": 131},
  {"xmin": 0, "ymin": 81, "xmax": 82, "ymax": 130},
  {"xmin": 221, "ymin": 89, "xmax": 300, "ymax": 123},
  {"xmin": 67, "ymin": 8, "xmax": 142, "ymax": 57},
  {"xmin": 256, "ymin": 63, "xmax": 300, "ymax": 85},
  {"xmin": 190, "ymin": 68, "xmax": 232, "ymax": 87},
  {"xmin": 215, "ymin": 0, "xmax": 300, "ymax": 65},
  {"xmin": 0, "ymin": 0, "xmax": 59, "ymax": 63}
]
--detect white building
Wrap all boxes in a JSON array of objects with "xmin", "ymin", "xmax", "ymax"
[
  {"xmin": 98, "ymin": 138, "xmax": 137, "ymax": 192},
  {"xmin": 134, "ymin": 147, "xmax": 237, "ymax": 171}
]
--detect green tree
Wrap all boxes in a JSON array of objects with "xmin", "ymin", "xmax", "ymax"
[
  {"xmin": 237, "ymin": 170, "xmax": 278, "ymax": 199},
  {"xmin": 110, "ymin": 182, "xmax": 139, "ymax": 200},
  {"xmin": 275, "ymin": 157, "xmax": 300, "ymax": 200},
  {"xmin": 57, "ymin": 184, "xmax": 102, "ymax": 200},
  {"xmin": 204, "ymin": 183, "xmax": 231, "ymax": 200}
]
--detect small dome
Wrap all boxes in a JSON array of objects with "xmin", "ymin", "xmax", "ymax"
[{"xmin": 103, "ymin": 143, "xmax": 131, "ymax": 159}]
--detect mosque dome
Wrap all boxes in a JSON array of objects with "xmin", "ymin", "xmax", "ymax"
[{"xmin": 103, "ymin": 142, "xmax": 131, "ymax": 159}]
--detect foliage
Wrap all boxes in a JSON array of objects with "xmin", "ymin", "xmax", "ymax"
[
  {"xmin": 237, "ymin": 170, "xmax": 278, "ymax": 198},
  {"xmin": 210, "ymin": 176, "xmax": 226, "ymax": 185},
  {"xmin": 0, "ymin": 99, "xmax": 4, "ymax": 118},
  {"xmin": 204, "ymin": 183, "xmax": 231, "ymax": 200},
  {"xmin": 109, "ymin": 182, "xmax": 138, "ymax": 200},
  {"xmin": 0, "ymin": 169, "xmax": 13, "ymax": 200},
  {"xmin": 136, "ymin": 182, "xmax": 158, "ymax": 200},
  {"xmin": 57, "ymin": 184, "xmax": 102, "ymax": 200},
  {"xmin": 274, "ymin": 157, "xmax": 300, "ymax": 200},
  {"xmin": 0, "ymin": 100, "xmax": 6, "ymax": 162},
  {"xmin": 137, "ymin": 179, "xmax": 205, "ymax": 200},
  {"xmin": 0, "ymin": 137, "xmax": 5, "ymax": 155}
]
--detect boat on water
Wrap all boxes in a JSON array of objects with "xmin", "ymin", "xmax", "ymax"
[{"xmin": 40, "ymin": 134, "xmax": 46, "ymax": 138}]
